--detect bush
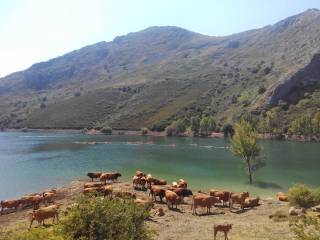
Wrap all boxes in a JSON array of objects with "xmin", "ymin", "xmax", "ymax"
[
  {"xmin": 288, "ymin": 184, "xmax": 320, "ymax": 208},
  {"xmin": 141, "ymin": 128, "xmax": 149, "ymax": 136},
  {"xmin": 165, "ymin": 119, "xmax": 186, "ymax": 136},
  {"xmin": 258, "ymin": 86, "xmax": 266, "ymax": 94},
  {"xmin": 61, "ymin": 196, "xmax": 152, "ymax": 240},
  {"xmin": 0, "ymin": 227, "xmax": 63, "ymax": 240},
  {"xmin": 101, "ymin": 126, "xmax": 112, "ymax": 135},
  {"xmin": 290, "ymin": 214, "xmax": 320, "ymax": 240}
]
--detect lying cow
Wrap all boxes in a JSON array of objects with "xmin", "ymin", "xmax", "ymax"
[
  {"xmin": 210, "ymin": 189, "xmax": 232, "ymax": 207},
  {"xmin": 276, "ymin": 192, "xmax": 288, "ymax": 202},
  {"xmin": 87, "ymin": 172, "xmax": 103, "ymax": 181},
  {"xmin": 114, "ymin": 191, "xmax": 136, "ymax": 199},
  {"xmin": 229, "ymin": 192, "xmax": 249, "ymax": 210},
  {"xmin": 191, "ymin": 194, "xmax": 220, "ymax": 215},
  {"xmin": 0, "ymin": 199, "xmax": 21, "ymax": 215},
  {"xmin": 213, "ymin": 223, "xmax": 233, "ymax": 240},
  {"xmin": 84, "ymin": 182, "xmax": 105, "ymax": 189},
  {"xmin": 165, "ymin": 190, "xmax": 182, "ymax": 209},
  {"xmin": 29, "ymin": 204, "xmax": 59, "ymax": 229},
  {"xmin": 149, "ymin": 186, "xmax": 166, "ymax": 202},
  {"xmin": 243, "ymin": 197, "xmax": 260, "ymax": 208},
  {"xmin": 134, "ymin": 198, "xmax": 153, "ymax": 209},
  {"xmin": 83, "ymin": 185, "xmax": 113, "ymax": 197},
  {"xmin": 100, "ymin": 172, "xmax": 122, "ymax": 183}
]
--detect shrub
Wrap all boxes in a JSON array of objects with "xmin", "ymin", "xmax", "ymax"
[
  {"xmin": 165, "ymin": 119, "xmax": 186, "ymax": 136},
  {"xmin": 101, "ymin": 126, "xmax": 112, "ymax": 135},
  {"xmin": 0, "ymin": 227, "xmax": 63, "ymax": 240},
  {"xmin": 269, "ymin": 210, "xmax": 289, "ymax": 222},
  {"xmin": 165, "ymin": 125, "xmax": 174, "ymax": 136},
  {"xmin": 258, "ymin": 86, "xmax": 266, "ymax": 94},
  {"xmin": 60, "ymin": 196, "xmax": 153, "ymax": 240},
  {"xmin": 288, "ymin": 184, "xmax": 320, "ymax": 208},
  {"xmin": 290, "ymin": 214, "xmax": 320, "ymax": 240},
  {"xmin": 141, "ymin": 127, "xmax": 149, "ymax": 136}
]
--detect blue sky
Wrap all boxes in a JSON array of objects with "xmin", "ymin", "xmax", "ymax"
[{"xmin": 0, "ymin": 0, "xmax": 319, "ymax": 77}]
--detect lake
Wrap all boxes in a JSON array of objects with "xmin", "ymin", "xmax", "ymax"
[{"xmin": 0, "ymin": 132, "xmax": 319, "ymax": 200}]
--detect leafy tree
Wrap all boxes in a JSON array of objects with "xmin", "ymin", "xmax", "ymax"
[
  {"xmin": 312, "ymin": 112, "xmax": 320, "ymax": 136},
  {"xmin": 289, "ymin": 114, "xmax": 313, "ymax": 136},
  {"xmin": 230, "ymin": 120, "xmax": 265, "ymax": 184},
  {"xmin": 165, "ymin": 119, "xmax": 186, "ymax": 136},
  {"xmin": 288, "ymin": 184, "xmax": 320, "ymax": 208},
  {"xmin": 141, "ymin": 128, "xmax": 148, "ymax": 136},
  {"xmin": 189, "ymin": 116, "xmax": 200, "ymax": 135},
  {"xmin": 200, "ymin": 116, "xmax": 216, "ymax": 136},
  {"xmin": 258, "ymin": 109, "xmax": 280, "ymax": 134}
]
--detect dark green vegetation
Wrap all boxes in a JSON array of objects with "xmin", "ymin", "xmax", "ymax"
[
  {"xmin": 230, "ymin": 120, "xmax": 265, "ymax": 184},
  {"xmin": 288, "ymin": 184, "xmax": 320, "ymax": 208},
  {"xmin": 0, "ymin": 9, "xmax": 320, "ymax": 131},
  {"xmin": 0, "ymin": 196, "xmax": 152, "ymax": 240}
]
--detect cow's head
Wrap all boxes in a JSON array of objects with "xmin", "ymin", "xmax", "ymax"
[
  {"xmin": 183, "ymin": 189, "xmax": 193, "ymax": 197},
  {"xmin": 116, "ymin": 173, "xmax": 122, "ymax": 177}
]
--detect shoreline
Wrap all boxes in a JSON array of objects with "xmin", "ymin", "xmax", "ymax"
[{"xmin": 1, "ymin": 127, "xmax": 320, "ymax": 143}]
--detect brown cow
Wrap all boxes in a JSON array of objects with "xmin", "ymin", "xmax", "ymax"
[
  {"xmin": 191, "ymin": 194, "xmax": 220, "ymax": 215},
  {"xmin": 135, "ymin": 170, "xmax": 146, "ymax": 178},
  {"xmin": 132, "ymin": 176, "xmax": 147, "ymax": 190},
  {"xmin": 146, "ymin": 176, "xmax": 167, "ymax": 188},
  {"xmin": 210, "ymin": 189, "xmax": 232, "ymax": 207},
  {"xmin": 0, "ymin": 200, "xmax": 21, "ymax": 215},
  {"xmin": 165, "ymin": 190, "xmax": 182, "ymax": 209},
  {"xmin": 229, "ymin": 192, "xmax": 249, "ymax": 210},
  {"xmin": 177, "ymin": 179, "xmax": 188, "ymax": 189},
  {"xmin": 276, "ymin": 192, "xmax": 288, "ymax": 202},
  {"xmin": 84, "ymin": 182, "xmax": 105, "ymax": 188},
  {"xmin": 87, "ymin": 172, "xmax": 102, "ymax": 181},
  {"xmin": 114, "ymin": 191, "xmax": 136, "ymax": 199},
  {"xmin": 20, "ymin": 195, "xmax": 43, "ymax": 210},
  {"xmin": 29, "ymin": 205, "xmax": 59, "ymax": 229},
  {"xmin": 167, "ymin": 187, "xmax": 193, "ymax": 202},
  {"xmin": 83, "ymin": 185, "xmax": 112, "ymax": 197},
  {"xmin": 100, "ymin": 172, "xmax": 122, "ymax": 183},
  {"xmin": 243, "ymin": 197, "xmax": 260, "ymax": 208},
  {"xmin": 149, "ymin": 186, "xmax": 166, "ymax": 202},
  {"xmin": 134, "ymin": 198, "xmax": 153, "ymax": 209},
  {"xmin": 213, "ymin": 224, "xmax": 233, "ymax": 240},
  {"xmin": 43, "ymin": 192, "xmax": 57, "ymax": 206}
]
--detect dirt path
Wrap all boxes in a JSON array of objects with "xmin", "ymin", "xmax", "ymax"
[{"xmin": 0, "ymin": 180, "xmax": 293, "ymax": 239}]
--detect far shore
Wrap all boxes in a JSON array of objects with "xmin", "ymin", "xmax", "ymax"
[{"xmin": 1, "ymin": 127, "xmax": 319, "ymax": 143}]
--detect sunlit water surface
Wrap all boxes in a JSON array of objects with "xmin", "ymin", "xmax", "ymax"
[{"xmin": 0, "ymin": 132, "xmax": 319, "ymax": 199}]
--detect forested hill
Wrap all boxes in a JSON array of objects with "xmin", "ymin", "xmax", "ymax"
[{"xmin": 0, "ymin": 9, "xmax": 320, "ymax": 132}]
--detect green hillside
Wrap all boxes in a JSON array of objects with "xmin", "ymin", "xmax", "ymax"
[{"xmin": 0, "ymin": 9, "xmax": 320, "ymax": 131}]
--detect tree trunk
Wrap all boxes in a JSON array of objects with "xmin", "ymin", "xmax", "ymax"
[{"xmin": 246, "ymin": 159, "xmax": 253, "ymax": 184}]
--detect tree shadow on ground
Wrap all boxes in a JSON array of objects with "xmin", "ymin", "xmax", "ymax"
[{"xmin": 253, "ymin": 181, "xmax": 282, "ymax": 189}]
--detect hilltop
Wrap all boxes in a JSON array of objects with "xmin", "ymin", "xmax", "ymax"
[{"xmin": 0, "ymin": 9, "xmax": 320, "ymax": 130}]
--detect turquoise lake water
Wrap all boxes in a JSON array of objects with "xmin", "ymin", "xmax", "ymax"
[{"xmin": 0, "ymin": 132, "xmax": 319, "ymax": 200}]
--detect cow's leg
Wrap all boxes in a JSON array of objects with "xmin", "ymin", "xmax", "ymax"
[
  {"xmin": 43, "ymin": 219, "xmax": 45, "ymax": 226},
  {"xmin": 225, "ymin": 231, "xmax": 228, "ymax": 240},
  {"xmin": 29, "ymin": 218, "xmax": 34, "ymax": 229},
  {"xmin": 214, "ymin": 229, "xmax": 217, "ymax": 240}
]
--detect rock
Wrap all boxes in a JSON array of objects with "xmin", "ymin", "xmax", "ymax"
[{"xmin": 289, "ymin": 206, "xmax": 306, "ymax": 216}]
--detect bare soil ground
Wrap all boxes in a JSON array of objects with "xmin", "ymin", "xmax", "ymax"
[{"xmin": 0, "ymin": 180, "xmax": 293, "ymax": 240}]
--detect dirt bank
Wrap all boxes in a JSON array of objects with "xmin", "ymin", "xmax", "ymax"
[{"xmin": 0, "ymin": 180, "xmax": 292, "ymax": 240}]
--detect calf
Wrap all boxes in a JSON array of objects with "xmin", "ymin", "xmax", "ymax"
[
  {"xmin": 29, "ymin": 205, "xmax": 59, "ymax": 229},
  {"xmin": 167, "ymin": 187, "xmax": 193, "ymax": 202},
  {"xmin": 165, "ymin": 190, "xmax": 181, "ymax": 209},
  {"xmin": 87, "ymin": 172, "xmax": 102, "ymax": 181},
  {"xmin": 0, "ymin": 200, "xmax": 21, "ymax": 215},
  {"xmin": 20, "ymin": 195, "xmax": 43, "ymax": 210},
  {"xmin": 213, "ymin": 224, "xmax": 232, "ymax": 240},
  {"xmin": 276, "ymin": 192, "xmax": 288, "ymax": 202},
  {"xmin": 229, "ymin": 192, "xmax": 249, "ymax": 210}
]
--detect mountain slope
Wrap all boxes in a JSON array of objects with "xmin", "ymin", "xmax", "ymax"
[{"xmin": 1, "ymin": 9, "xmax": 320, "ymax": 130}]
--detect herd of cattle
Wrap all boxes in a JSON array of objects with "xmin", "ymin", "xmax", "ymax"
[
  {"xmin": 85, "ymin": 170, "xmax": 261, "ymax": 215},
  {"xmin": 0, "ymin": 170, "xmax": 268, "ymax": 229}
]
